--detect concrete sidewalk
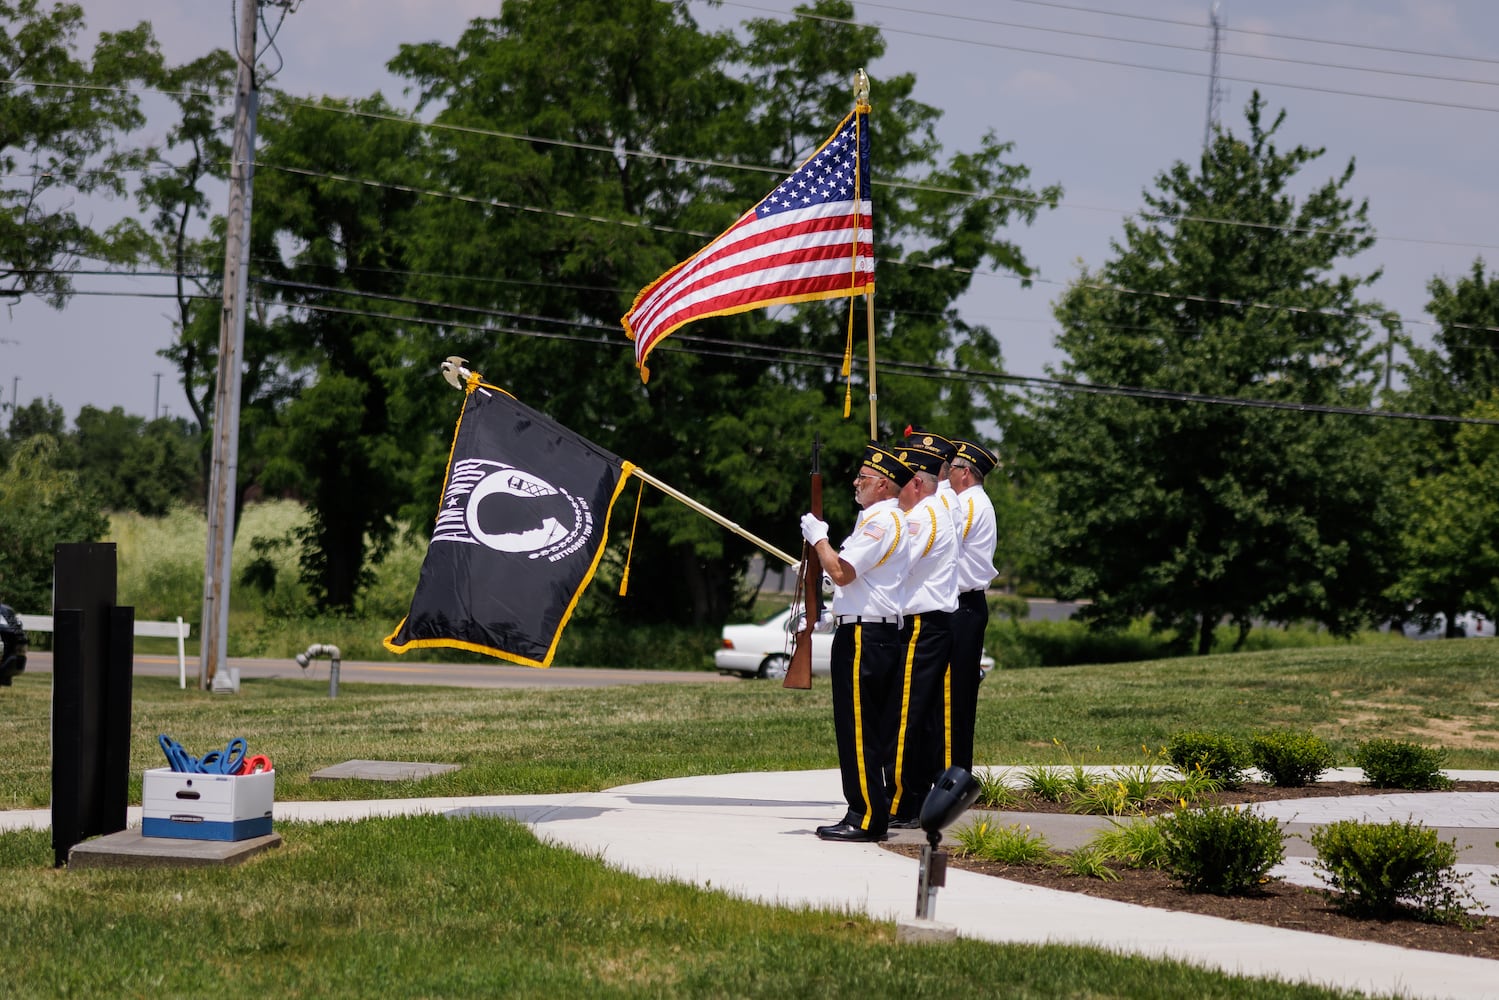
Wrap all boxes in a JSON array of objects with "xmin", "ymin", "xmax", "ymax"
[{"xmin": 4, "ymin": 768, "xmax": 1498, "ymax": 999}]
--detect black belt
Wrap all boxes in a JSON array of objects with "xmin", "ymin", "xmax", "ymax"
[{"xmin": 834, "ymin": 615, "xmax": 899, "ymax": 626}]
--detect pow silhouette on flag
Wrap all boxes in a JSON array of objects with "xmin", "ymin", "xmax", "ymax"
[{"xmin": 384, "ymin": 380, "xmax": 635, "ymax": 667}]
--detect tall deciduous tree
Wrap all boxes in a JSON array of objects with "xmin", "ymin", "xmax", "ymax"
[
  {"xmin": 0, "ymin": 1, "xmax": 158, "ymax": 304},
  {"xmin": 248, "ymin": 93, "xmax": 429, "ymax": 609},
  {"xmin": 1031, "ymin": 94, "xmax": 1398, "ymax": 653}
]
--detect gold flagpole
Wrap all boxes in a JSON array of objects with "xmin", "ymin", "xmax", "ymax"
[
  {"xmin": 630, "ymin": 468, "xmax": 798, "ymax": 567},
  {"xmin": 854, "ymin": 69, "xmax": 878, "ymax": 438},
  {"xmin": 865, "ymin": 288, "xmax": 877, "ymax": 437}
]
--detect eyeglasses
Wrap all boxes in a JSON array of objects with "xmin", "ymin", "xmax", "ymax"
[{"xmin": 854, "ymin": 473, "xmax": 882, "ymax": 483}]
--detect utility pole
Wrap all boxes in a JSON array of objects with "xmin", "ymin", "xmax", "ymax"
[
  {"xmin": 1203, "ymin": 1, "xmax": 1225, "ymax": 150},
  {"xmin": 201, "ymin": 0, "xmax": 261, "ymax": 692},
  {"xmin": 153, "ymin": 372, "xmax": 162, "ymax": 420}
]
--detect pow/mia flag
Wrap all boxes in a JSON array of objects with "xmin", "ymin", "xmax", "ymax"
[{"xmin": 384, "ymin": 382, "xmax": 635, "ymax": 667}]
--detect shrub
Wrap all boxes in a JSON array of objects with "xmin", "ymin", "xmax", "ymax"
[
  {"xmin": 1167, "ymin": 731, "xmax": 1250, "ymax": 787},
  {"xmin": 1248, "ymin": 730, "xmax": 1336, "ymax": 787},
  {"xmin": 1353, "ymin": 739, "xmax": 1454, "ymax": 790},
  {"xmin": 1310, "ymin": 819, "xmax": 1479, "ymax": 926},
  {"xmin": 1156, "ymin": 804, "xmax": 1285, "ymax": 895}
]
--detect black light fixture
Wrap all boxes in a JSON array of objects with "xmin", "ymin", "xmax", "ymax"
[{"xmin": 913, "ymin": 766, "xmax": 981, "ymax": 920}]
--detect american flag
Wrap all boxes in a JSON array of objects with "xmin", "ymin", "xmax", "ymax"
[{"xmin": 622, "ymin": 107, "xmax": 874, "ymax": 382}]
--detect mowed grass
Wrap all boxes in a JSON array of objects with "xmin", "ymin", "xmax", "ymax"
[
  {"xmin": 0, "ymin": 816, "xmax": 1373, "ymax": 1000},
  {"xmin": 1, "ymin": 643, "xmax": 1492, "ymax": 998},
  {"xmin": 4, "ymin": 639, "xmax": 1497, "ymax": 810}
]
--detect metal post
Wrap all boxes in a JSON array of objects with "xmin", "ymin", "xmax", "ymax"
[{"xmin": 201, "ymin": 0, "xmax": 259, "ymax": 692}]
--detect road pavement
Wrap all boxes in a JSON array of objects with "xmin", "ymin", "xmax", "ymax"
[{"xmin": 20, "ymin": 650, "xmax": 740, "ymax": 689}]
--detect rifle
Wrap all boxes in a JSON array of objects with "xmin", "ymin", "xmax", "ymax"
[{"xmin": 784, "ymin": 434, "xmax": 822, "ymax": 690}]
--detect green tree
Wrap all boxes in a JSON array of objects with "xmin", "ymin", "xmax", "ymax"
[
  {"xmin": 1392, "ymin": 398, "xmax": 1499, "ymax": 629},
  {"xmin": 383, "ymin": 0, "xmax": 1059, "ymax": 625},
  {"xmin": 1, "ymin": 0, "xmax": 159, "ymax": 304},
  {"xmin": 1385, "ymin": 260, "xmax": 1499, "ymax": 632},
  {"xmin": 72, "ymin": 405, "xmax": 199, "ymax": 515},
  {"xmin": 0, "ymin": 434, "xmax": 108, "ymax": 611},
  {"xmin": 133, "ymin": 48, "xmax": 235, "ymax": 493},
  {"xmin": 1030, "ymin": 94, "xmax": 1397, "ymax": 653},
  {"xmin": 248, "ymin": 92, "xmax": 429, "ymax": 609}
]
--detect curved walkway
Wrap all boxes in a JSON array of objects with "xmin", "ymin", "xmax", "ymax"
[{"xmin": 4, "ymin": 768, "xmax": 1497, "ymax": 999}]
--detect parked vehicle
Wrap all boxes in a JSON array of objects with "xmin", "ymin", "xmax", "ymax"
[
  {"xmin": 0, "ymin": 603, "xmax": 28, "ymax": 686},
  {"xmin": 714, "ymin": 606, "xmax": 995, "ymax": 679},
  {"xmin": 1401, "ymin": 610, "xmax": 1492, "ymax": 640}
]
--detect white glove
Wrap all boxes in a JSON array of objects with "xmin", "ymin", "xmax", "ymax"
[{"xmin": 800, "ymin": 513, "xmax": 829, "ymax": 546}]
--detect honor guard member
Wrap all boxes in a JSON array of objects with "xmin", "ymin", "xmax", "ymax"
[
  {"xmin": 887, "ymin": 434, "xmax": 960, "ymax": 829},
  {"xmin": 945, "ymin": 438, "xmax": 1000, "ymax": 773},
  {"xmin": 799, "ymin": 443, "xmax": 919, "ymax": 843}
]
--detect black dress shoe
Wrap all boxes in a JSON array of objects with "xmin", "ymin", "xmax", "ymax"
[
  {"xmin": 887, "ymin": 817, "xmax": 922, "ymax": 830},
  {"xmin": 816, "ymin": 821, "xmax": 887, "ymax": 842}
]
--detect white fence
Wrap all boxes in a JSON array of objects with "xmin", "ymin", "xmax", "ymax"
[{"xmin": 16, "ymin": 614, "xmax": 191, "ymax": 689}]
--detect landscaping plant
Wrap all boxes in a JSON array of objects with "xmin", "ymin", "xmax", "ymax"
[
  {"xmin": 1353, "ymin": 739, "xmax": 1454, "ymax": 790},
  {"xmin": 1166, "ymin": 730, "xmax": 1250, "ymax": 786},
  {"xmin": 1309, "ymin": 819, "xmax": 1481, "ymax": 926},
  {"xmin": 951, "ymin": 820, "xmax": 1056, "ymax": 864},
  {"xmin": 1156, "ymin": 804, "xmax": 1285, "ymax": 895},
  {"xmin": 1248, "ymin": 729, "xmax": 1336, "ymax": 787}
]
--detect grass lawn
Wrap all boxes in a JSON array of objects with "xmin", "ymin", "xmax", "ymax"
[{"xmin": 1, "ymin": 640, "xmax": 1492, "ymax": 997}]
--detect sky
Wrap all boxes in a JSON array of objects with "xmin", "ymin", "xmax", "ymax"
[{"xmin": 6, "ymin": 0, "xmax": 1498, "ymax": 424}]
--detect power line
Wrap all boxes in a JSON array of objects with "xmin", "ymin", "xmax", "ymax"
[
  {"xmin": 736, "ymin": 0, "xmax": 1499, "ymax": 90},
  {"xmin": 276, "ymin": 295, "xmax": 1499, "ymax": 427},
  {"xmin": 1001, "ymin": 0, "xmax": 1499, "ymax": 68},
  {"xmin": 719, "ymin": 1, "xmax": 1499, "ymax": 114}
]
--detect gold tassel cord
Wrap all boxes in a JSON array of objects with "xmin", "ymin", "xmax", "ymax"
[{"xmin": 619, "ymin": 478, "xmax": 645, "ymax": 596}]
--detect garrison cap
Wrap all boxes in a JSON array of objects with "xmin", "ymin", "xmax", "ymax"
[
  {"xmin": 951, "ymin": 438, "xmax": 998, "ymax": 476},
  {"xmin": 902, "ymin": 425, "xmax": 956, "ymax": 462},
  {"xmin": 897, "ymin": 445, "xmax": 944, "ymax": 477},
  {"xmin": 861, "ymin": 441, "xmax": 916, "ymax": 487}
]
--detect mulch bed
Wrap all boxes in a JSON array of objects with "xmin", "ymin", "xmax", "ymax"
[{"xmin": 883, "ymin": 780, "xmax": 1499, "ymax": 959}]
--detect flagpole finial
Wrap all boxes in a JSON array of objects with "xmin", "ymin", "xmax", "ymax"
[
  {"xmin": 854, "ymin": 68, "xmax": 869, "ymax": 108},
  {"xmin": 441, "ymin": 356, "xmax": 471, "ymax": 390}
]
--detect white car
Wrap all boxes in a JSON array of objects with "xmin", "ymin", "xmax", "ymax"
[{"xmin": 714, "ymin": 606, "xmax": 995, "ymax": 680}]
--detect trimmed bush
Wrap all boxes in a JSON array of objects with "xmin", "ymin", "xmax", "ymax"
[
  {"xmin": 1353, "ymin": 739, "xmax": 1454, "ymax": 790},
  {"xmin": 1167, "ymin": 731, "xmax": 1251, "ymax": 786},
  {"xmin": 1310, "ymin": 819, "xmax": 1479, "ymax": 926},
  {"xmin": 1156, "ymin": 804, "xmax": 1285, "ymax": 895},
  {"xmin": 1249, "ymin": 730, "xmax": 1336, "ymax": 787}
]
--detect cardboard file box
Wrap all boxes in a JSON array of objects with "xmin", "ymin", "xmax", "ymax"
[{"xmin": 142, "ymin": 767, "xmax": 275, "ymax": 841}]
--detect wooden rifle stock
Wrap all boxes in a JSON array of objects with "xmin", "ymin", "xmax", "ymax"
[{"xmin": 785, "ymin": 437, "xmax": 823, "ymax": 689}]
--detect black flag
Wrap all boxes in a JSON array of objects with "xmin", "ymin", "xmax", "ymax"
[{"xmin": 384, "ymin": 382, "xmax": 635, "ymax": 667}]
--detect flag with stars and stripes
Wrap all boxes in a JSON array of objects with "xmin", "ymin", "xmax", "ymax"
[
  {"xmin": 384, "ymin": 382, "xmax": 635, "ymax": 667},
  {"xmin": 621, "ymin": 106, "xmax": 874, "ymax": 382}
]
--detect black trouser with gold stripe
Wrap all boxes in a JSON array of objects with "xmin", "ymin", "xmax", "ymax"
[
  {"xmin": 829, "ymin": 621, "xmax": 904, "ymax": 836},
  {"xmin": 889, "ymin": 610, "xmax": 952, "ymax": 823},
  {"xmin": 945, "ymin": 590, "xmax": 990, "ymax": 772}
]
